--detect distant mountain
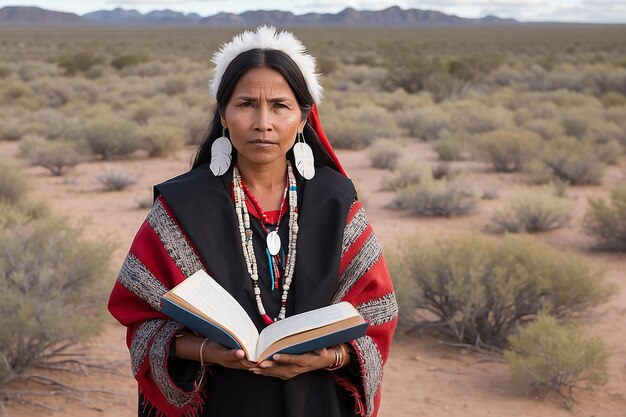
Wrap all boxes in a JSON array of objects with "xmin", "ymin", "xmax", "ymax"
[
  {"xmin": 83, "ymin": 7, "xmax": 202, "ymax": 25},
  {"xmin": 0, "ymin": 5, "xmax": 518, "ymax": 27},
  {"xmin": 0, "ymin": 6, "xmax": 85, "ymax": 25},
  {"xmin": 200, "ymin": 6, "xmax": 518, "ymax": 27}
]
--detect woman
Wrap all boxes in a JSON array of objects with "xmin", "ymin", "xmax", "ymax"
[{"xmin": 108, "ymin": 26, "xmax": 397, "ymax": 417}]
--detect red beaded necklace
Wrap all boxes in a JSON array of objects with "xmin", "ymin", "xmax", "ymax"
[{"xmin": 239, "ymin": 176, "xmax": 289, "ymax": 292}]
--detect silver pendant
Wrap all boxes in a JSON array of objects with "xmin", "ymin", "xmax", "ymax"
[{"xmin": 266, "ymin": 231, "xmax": 281, "ymax": 256}]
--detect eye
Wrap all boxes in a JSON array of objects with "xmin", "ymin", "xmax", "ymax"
[
  {"xmin": 273, "ymin": 103, "xmax": 288, "ymax": 109},
  {"xmin": 239, "ymin": 102, "xmax": 254, "ymax": 108}
]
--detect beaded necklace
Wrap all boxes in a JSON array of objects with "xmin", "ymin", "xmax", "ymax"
[
  {"xmin": 233, "ymin": 162, "xmax": 298, "ymax": 324},
  {"xmin": 240, "ymin": 178, "xmax": 288, "ymax": 292}
]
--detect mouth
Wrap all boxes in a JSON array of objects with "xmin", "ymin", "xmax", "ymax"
[{"xmin": 249, "ymin": 139, "xmax": 277, "ymax": 145}]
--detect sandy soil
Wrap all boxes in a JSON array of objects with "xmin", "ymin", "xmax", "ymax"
[{"xmin": 1, "ymin": 140, "xmax": 624, "ymax": 417}]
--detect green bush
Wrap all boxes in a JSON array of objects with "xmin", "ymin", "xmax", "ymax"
[
  {"xmin": 368, "ymin": 139, "xmax": 401, "ymax": 170},
  {"xmin": 491, "ymin": 188, "xmax": 573, "ymax": 233},
  {"xmin": 473, "ymin": 129, "xmax": 541, "ymax": 173},
  {"xmin": 0, "ymin": 159, "xmax": 28, "ymax": 205},
  {"xmin": 20, "ymin": 135, "xmax": 86, "ymax": 176},
  {"xmin": 0, "ymin": 212, "xmax": 112, "ymax": 386},
  {"xmin": 389, "ymin": 233, "xmax": 615, "ymax": 348},
  {"xmin": 582, "ymin": 183, "xmax": 626, "ymax": 250},
  {"xmin": 84, "ymin": 116, "xmax": 141, "ymax": 160},
  {"xmin": 505, "ymin": 315, "xmax": 609, "ymax": 403},
  {"xmin": 392, "ymin": 179, "xmax": 477, "ymax": 217}
]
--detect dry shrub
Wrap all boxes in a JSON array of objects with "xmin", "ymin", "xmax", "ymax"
[
  {"xmin": 323, "ymin": 104, "xmax": 400, "ymax": 149},
  {"xmin": 396, "ymin": 107, "xmax": 451, "ymax": 140},
  {"xmin": 130, "ymin": 100, "xmax": 161, "ymax": 125},
  {"xmin": 389, "ymin": 233, "xmax": 615, "ymax": 348},
  {"xmin": 513, "ymin": 101, "xmax": 559, "ymax": 125},
  {"xmin": 601, "ymin": 92, "xmax": 626, "ymax": 107},
  {"xmin": 448, "ymin": 102, "xmax": 514, "ymax": 134},
  {"xmin": 372, "ymin": 89, "xmax": 432, "ymax": 113},
  {"xmin": 491, "ymin": 188, "xmax": 573, "ymax": 233},
  {"xmin": 141, "ymin": 125, "xmax": 186, "ymax": 157},
  {"xmin": 0, "ymin": 209, "xmax": 112, "ymax": 387},
  {"xmin": 473, "ymin": 129, "xmax": 541, "ymax": 173},
  {"xmin": 0, "ymin": 120, "xmax": 25, "ymax": 142},
  {"xmin": 382, "ymin": 160, "xmax": 430, "ymax": 191},
  {"xmin": 0, "ymin": 80, "xmax": 39, "ymax": 110},
  {"xmin": 582, "ymin": 183, "xmax": 626, "ymax": 250},
  {"xmin": 159, "ymin": 75, "xmax": 188, "ymax": 96},
  {"xmin": 431, "ymin": 162, "xmax": 456, "ymax": 180},
  {"xmin": 368, "ymin": 139, "xmax": 401, "ymax": 170},
  {"xmin": 521, "ymin": 119, "xmax": 564, "ymax": 141},
  {"xmin": 111, "ymin": 53, "xmax": 149, "ymax": 71},
  {"xmin": 84, "ymin": 116, "xmax": 141, "ymax": 160},
  {"xmin": 0, "ymin": 159, "xmax": 28, "ymax": 205},
  {"xmin": 17, "ymin": 61, "xmax": 60, "ymax": 82},
  {"xmin": 20, "ymin": 135, "xmax": 86, "ymax": 176},
  {"xmin": 96, "ymin": 167, "xmax": 137, "ymax": 191},
  {"xmin": 505, "ymin": 315, "xmax": 609, "ymax": 404},
  {"xmin": 560, "ymin": 109, "xmax": 591, "ymax": 139},
  {"xmin": 432, "ymin": 131, "xmax": 469, "ymax": 161},
  {"xmin": 423, "ymin": 72, "xmax": 471, "ymax": 102},
  {"xmin": 57, "ymin": 51, "xmax": 105, "ymax": 76},
  {"xmin": 542, "ymin": 137, "xmax": 606, "ymax": 185},
  {"xmin": 0, "ymin": 65, "xmax": 12, "ymax": 78},
  {"xmin": 393, "ymin": 179, "xmax": 477, "ymax": 217}
]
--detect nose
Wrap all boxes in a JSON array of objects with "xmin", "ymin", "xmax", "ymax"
[{"xmin": 253, "ymin": 103, "xmax": 272, "ymax": 132}]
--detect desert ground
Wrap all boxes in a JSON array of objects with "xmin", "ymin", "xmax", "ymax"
[{"xmin": 0, "ymin": 138, "xmax": 624, "ymax": 417}]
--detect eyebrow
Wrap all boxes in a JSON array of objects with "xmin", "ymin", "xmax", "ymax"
[{"xmin": 234, "ymin": 95, "xmax": 292, "ymax": 103}]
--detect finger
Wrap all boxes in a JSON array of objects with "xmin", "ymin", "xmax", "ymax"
[
  {"xmin": 257, "ymin": 360, "xmax": 278, "ymax": 369},
  {"xmin": 252, "ymin": 366, "xmax": 293, "ymax": 380},
  {"xmin": 272, "ymin": 353, "xmax": 298, "ymax": 366},
  {"xmin": 240, "ymin": 359, "xmax": 257, "ymax": 368}
]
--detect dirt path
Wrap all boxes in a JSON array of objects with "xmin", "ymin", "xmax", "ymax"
[{"xmin": 1, "ymin": 141, "xmax": 624, "ymax": 417}]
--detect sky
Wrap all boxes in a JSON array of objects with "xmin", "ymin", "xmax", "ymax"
[{"xmin": 1, "ymin": 0, "xmax": 625, "ymax": 23}]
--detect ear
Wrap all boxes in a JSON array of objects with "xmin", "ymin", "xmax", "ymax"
[
  {"xmin": 219, "ymin": 112, "xmax": 227, "ymax": 129},
  {"xmin": 298, "ymin": 120, "xmax": 306, "ymax": 133}
]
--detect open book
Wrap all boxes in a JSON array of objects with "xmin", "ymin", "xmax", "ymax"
[{"xmin": 161, "ymin": 270, "xmax": 368, "ymax": 362}]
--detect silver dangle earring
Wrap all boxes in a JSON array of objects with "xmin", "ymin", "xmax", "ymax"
[
  {"xmin": 293, "ymin": 131, "xmax": 315, "ymax": 180},
  {"xmin": 210, "ymin": 128, "xmax": 232, "ymax": 176}
]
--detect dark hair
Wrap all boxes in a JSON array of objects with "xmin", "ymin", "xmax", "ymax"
[{"xmin": 192, "ymin": 49, "xmax": 338, "ymax": 172}]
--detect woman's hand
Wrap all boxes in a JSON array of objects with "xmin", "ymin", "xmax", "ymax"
[
  {"xmin": 248, "ymin": 346, "xmax": 340, "ymax": 380},
  {"xmin": 174, "ymin": 335, "xmax": 255, "ymax": 370}
]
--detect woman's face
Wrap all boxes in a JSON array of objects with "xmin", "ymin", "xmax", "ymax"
[{"xmin": 221, "ymin": 66, "xmax": 306, "ymax": 170}]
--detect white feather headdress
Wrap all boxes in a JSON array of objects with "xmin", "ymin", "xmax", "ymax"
[{"xmin": 209, "ymin": 25, "xmax": 323, "ymax": 104}]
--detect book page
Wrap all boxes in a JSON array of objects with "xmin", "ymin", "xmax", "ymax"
[
  {"xmin": 256, "ymin": 302, "xmax": 358, "ymax": 359},
  {"xmin": 171, "ymin": 270, "xmax": 259, "ymax": 357}
]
